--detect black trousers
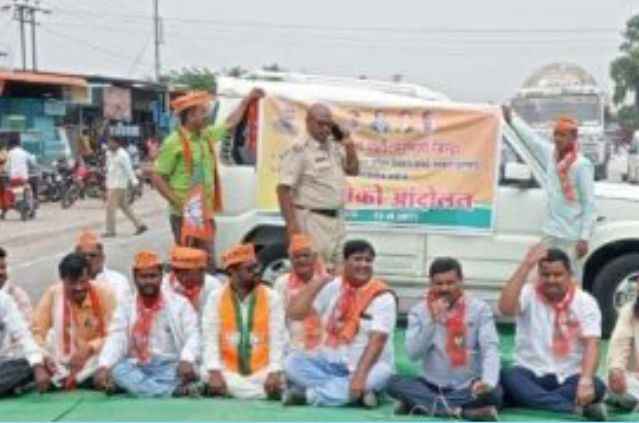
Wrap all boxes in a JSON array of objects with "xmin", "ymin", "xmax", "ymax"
[{"xmin": 0, "ymin": 359, "xmax": 34, "ymax": 397}]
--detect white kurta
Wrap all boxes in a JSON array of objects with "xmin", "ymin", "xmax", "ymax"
[
  {"xmin": 201, "ymin": 284, "xmax": 285, "ymax": 399},
  {"xmin": 0, "ymin": 291, "xmax": 42, "ymax": 365},
  {"xmin": 96, "ymin": 267, "xmax": 132, "ymax": 307},
  {"xmin": 161, "ymin": 273, "xmax": 223, "ymax": 313},
  {"xmin": 99, "ymin": 291, "xmax": 200, "ymax": 369}
]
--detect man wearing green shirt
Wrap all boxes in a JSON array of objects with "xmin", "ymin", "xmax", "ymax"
[{"xmin": 152, "ymin": 88, "xmax": 264, "ymax": 267}]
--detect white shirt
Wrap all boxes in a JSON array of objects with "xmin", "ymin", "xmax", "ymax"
[
  {"xmin": 96, "ymin": 268, "xmax": 133, "ymax": 307},
  {"xmin": 313, "ymin": 277, "xmax": 397, "ymax": 371},
  {"xmin": 161, "ymin": 273, "xmax": 223, "ymax": 314},
  {"xmin": 106, "ymin": 147, "xmax": 138, "ymax": 190},
  {"xmin": 98, "ymin": 291, "xmax": 200, "ymax": 369},
  {"xmin": 0, "ymin": 291, "xmax": 42, "ymax": 365},
  {"xmin": 202, "ymin": 284, "xmax": 285, "ymax": 374},
  {"xmin": 6, "ymin": 147, "xmax": 35, "ymax": 180},
  {"xmin": 514, "ymin": 283, "xmax": 601, "ymax": 383}
]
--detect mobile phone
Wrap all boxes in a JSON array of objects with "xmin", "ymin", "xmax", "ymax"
[{"xmin": 331, "ymin": 124, "xmax": 344, "ymax": 141}]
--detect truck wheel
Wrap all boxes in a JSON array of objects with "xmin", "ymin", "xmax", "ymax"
[
  {"xmin": 257, "ymin": 242, "xmax": 289, "ymax": 286},
  {"xmin": 592, "ymin": 253, "xmax": 639, "ymax": 338}
]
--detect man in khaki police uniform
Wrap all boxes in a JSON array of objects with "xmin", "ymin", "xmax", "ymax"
[{"xmin": 277, "ymin": 104, "xmax": 359, "ymax": 270}]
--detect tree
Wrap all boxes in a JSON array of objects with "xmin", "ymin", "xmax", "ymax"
[
  {"xmin": 164, "ymin": 67, "xmax": 217, "ymax": 92},
  {"xmin": 611, "ymin": 15, "xmax": 639, "ymax": 131}
]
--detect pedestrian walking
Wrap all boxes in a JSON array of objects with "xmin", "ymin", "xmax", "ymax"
[{"xmin": 104, "ymin": 136, "xmax": 147, "ymax": 238}]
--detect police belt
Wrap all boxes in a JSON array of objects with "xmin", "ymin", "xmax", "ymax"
[{"xmin": 294, "ymin": 205, "xmax": 339, "ymax": 219}]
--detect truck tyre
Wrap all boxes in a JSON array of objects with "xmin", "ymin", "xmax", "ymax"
[
  {"xmin": 592, "ymin": 253, "xmax": 639, "ymax": 338},
  {"xmin": 257, "ymin": 242, "xmax": 289, "ymax": 286}
]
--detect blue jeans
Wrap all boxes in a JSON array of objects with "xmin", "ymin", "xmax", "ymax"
[
  {"xmin": 501, "ymin": 366, "xmax": 606, "ymax": 414},
  {"xmin": 386, "ymin": 375, "xmax": 503, "ymax": 414},
  {"xmin": 111, "ymin": 357, "xmax": 179, "ymax": 398},
  {"xmin": 284, "ymin": 351, "xmax": 392, "ymax": 407}
]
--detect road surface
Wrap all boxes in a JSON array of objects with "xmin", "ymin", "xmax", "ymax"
[{"xmin": 1, "ymin": 190, "xmax": 173, "ymax": 301}]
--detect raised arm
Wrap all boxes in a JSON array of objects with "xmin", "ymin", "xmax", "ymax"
[
  {"xmin": 224, "ymin": 88, "xmax": 265, "ymax": 130},
  {"xmin": 404, "ymin": 304, "xmax": 436, "ymax": 361},
  {"xmin": 342, "ymin": 137, "xmax": 359, "ymax": 176},
  {"xmin": 287, "ymin": 276, "xmax": 331, "ymax": 321},
  {"xmin": 498, "ymin": 244, "xmax": 547, "ymax": 316}
]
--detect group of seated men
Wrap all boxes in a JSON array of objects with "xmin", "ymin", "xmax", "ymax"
[{"xmin": 1, "ymin": 230, "xmax": 639, "ymax": 421}]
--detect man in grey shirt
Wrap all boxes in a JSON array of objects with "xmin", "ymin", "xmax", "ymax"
[{"xmin": 386, "ymin": 257, "xmax": 502, "ymax": 421}]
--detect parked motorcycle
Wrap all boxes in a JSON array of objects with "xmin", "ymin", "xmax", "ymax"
[
  {"xmin": 58, "ymin": 159, "xmax": 81, "ymax": 209},
  {"xmin": 0, "ymin": 175, "xmax": 36, "ymax": 221},
  {"xmin": 38, "ymin": 166, "xmax": 63, "ymax": 203}
]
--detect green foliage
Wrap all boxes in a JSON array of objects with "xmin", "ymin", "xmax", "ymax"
[
  {"xmin": 164, "ymin": 67, "xmax": 217, "ymax": 92},
  {"xmin": 617, "ymin": 105, "xmax": 639, "ymax": 132}
]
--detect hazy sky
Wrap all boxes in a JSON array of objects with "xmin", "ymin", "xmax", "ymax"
[{"xmin": 0, "ymin": 0, "xmax": 634, "ymax": 101}]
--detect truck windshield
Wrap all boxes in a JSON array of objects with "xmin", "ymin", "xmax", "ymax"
[{"xmin": 512, "ymin": 95, "xmax": 602, "ymax": 127}]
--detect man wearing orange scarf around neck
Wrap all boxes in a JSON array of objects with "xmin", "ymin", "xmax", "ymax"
[
  {"xmin": 95, "ymin": 251, "xmax": 200, "ymax": 398},
  {"xmin": 386, "ymin": 257, "xmax": 502, "ymax": 421},
  {"xmin": 202, "ymin": 243, "xmax": 285, "ymax": 400},
  {"xmin": 274, "ymin": 234, "xmax": 330, "ymax": 355},
  {"xmin": 499, "ymin": 244, "xmax": 606, "ymax": 421},
  {"xmin": 162, "ymin": 246, "xmax": 223, "ymax": 314},
  {"xmin": 283, "ymin": 240, "xmax": 396, "ymax": 408},
  {"xmin": 152, "ymin": 88, "xmax": 264, "ymax": 270},
  {"xmin": 31, "ymin": 253, "xmax": 116, "ymax": 389},
  {"xmin": 504, "ymin": 108, "xmax": 595, "ymax": 278}
]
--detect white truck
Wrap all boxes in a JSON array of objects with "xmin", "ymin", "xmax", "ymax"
[
  {"xmin": 511, "ymin": 62, "xmax": 609, "ymax": 180},
  {"xmin": 212, "ymin": 74, "xmax": 639, "ymax": 337}
]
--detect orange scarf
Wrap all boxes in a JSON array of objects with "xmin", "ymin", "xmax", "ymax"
[
  {"xmin": 555, "ymin": 142, "xmax": 578, "ymax": 202},
  {"xmin": 218, "ymin": 284, "xmax": 270, "ymax": 375},
  {"xmin": 130, "ymin": 295, "xmax": 165, "ymax": 364},
  {"xmin": 170, "ymin": 272, "xmax": 202, "ymax": 310},
  {"xmin": 426, "ymin": 290, "xmax": 468, "ymax": 368},
  {"xmin": 287, "ymin": 262, "xmax": 326, "ymax": 350},
  {"xmin": 62, "ymin": 285, "xmax": 105, "ymax": 390},
  {"xmin": 325, "ymin": 278, "xmax": 391, "ymax": 347},
  {"xmin": 536, "ymin": 283, "xmax": 580, "ymax": 358},
  {"xmin": 178, "ymin": 127, "xmax": 223, "ymax": 213}
]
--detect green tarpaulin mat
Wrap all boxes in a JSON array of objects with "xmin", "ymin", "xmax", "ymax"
[{"xmin": 0, "ymin": 326, "xmax": 637, "ymax": 421}]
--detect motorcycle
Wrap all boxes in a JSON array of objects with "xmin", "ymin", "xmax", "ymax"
[
  {"xmin": 0, "ymin": 175, "xmax": 36, "ymax": 221},
  {"xmin": 38, "ymin": 166, "xmax": 63, "ymax": 203},
  {"xmin": 58, "ymin": 159, "xmax": 81, "ymax": 209}
]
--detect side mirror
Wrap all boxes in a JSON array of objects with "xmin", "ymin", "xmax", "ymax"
[{"xmin": 504, "ymin": 162, "xmax": 535, "ymax": 188}]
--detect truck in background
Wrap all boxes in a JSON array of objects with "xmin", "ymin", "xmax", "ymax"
[{"xmin": 511, "ymin": 62, "xmax": 609, "ymax": 180}]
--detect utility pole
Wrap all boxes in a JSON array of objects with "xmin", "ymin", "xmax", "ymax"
[
  {"xmin": 5, "ymin": 0, "xmax": 50, "ymax": 71},
  {"xmin": 153, "ymin": 0, "xmax": 162, "ymax": 82}
]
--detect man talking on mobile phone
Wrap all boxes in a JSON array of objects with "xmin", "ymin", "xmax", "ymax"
[{"xmin": 277, "ymin": 103, "xmax": 359, "ymax": 272}]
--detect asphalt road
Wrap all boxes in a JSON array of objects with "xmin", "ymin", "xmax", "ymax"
[{"xmin": 2, "ymin": 192, "xmax": 173, "ymax": 302}]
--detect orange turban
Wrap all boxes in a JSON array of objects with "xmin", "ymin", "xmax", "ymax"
[
  {"xmin": 170, "ymin": 91, "xmax": 214, "ymax": 114},
  {"xmin": 170, "ymin": 246, "xmax": 207, "ymax": 270},
  {"xmin": 222, "ymin": 244, "xmax": 256, "ymax": 270},
  {"xmin": 133, "ymin": 250, "xmax": 162, "ymax": 270},
  {"xmin": 288, "ymin": 233, "xmax": 313, "ymax": 255},
  {"xmin": 77, "ymin": 229, "xmax": 100, "ymax": 249},
  {"xmin": 554, "ymin": 116, "xmax": 579, "ymax": 135}
]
